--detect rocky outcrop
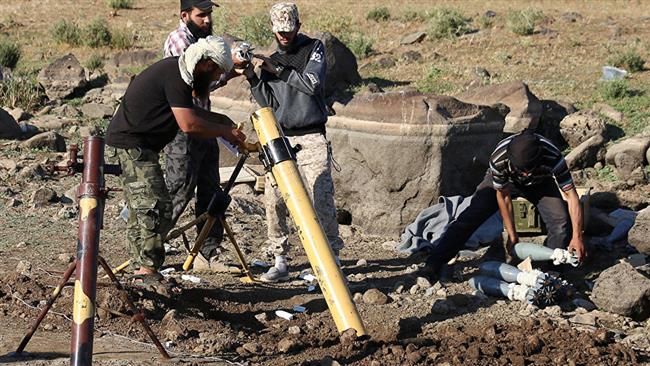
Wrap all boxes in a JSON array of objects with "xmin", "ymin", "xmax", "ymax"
[
  {"xmin": 19, "ymin": 131, "xmax": 66, "ymax": 152},
  {"xmin": 591, "ymin": 262, "xmax": 650, "ymax": 320},
  {"xmin": 314, "ymin": 32, "xmax": 362, "ymax": 98},
  {"xmin": 537, "ymin": 99, "xmax": 576, "ymax": 149},
  {"xmin": 81, "ymin": 102, "xmax": 115, "ymax": 119},
  {"xmin": 605, "ymin": 136, "xmax": 650, "ymax": 181},
  {"xmin": 628, "ymin": 207, "xmax": 650, "ymax": 256},
  {"xmin": 565, "ymin": 134, "xmax": 607, "ymax": 169},
  {"xmin": 559, "ymin": 110, "xmax": 607, "ymax": 148},
  {"xmin": 327, "ymin": 92, "xmax": 505, "ymax": 235},
  {"xmin": 37, "ymin": 54, "xmax": 87, "ymax": 100},
  {"xmin": 457, "ymin": 81, "xmax": 542, "ymax": 134}
]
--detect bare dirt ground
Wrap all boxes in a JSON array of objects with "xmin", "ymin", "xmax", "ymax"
[
  {"xmin": 0, "ymin": 155, "xmax": 649, "ymax": 365},
  {"xmin": 2, "ymin": 1, "xmax": 650, "ymax": 365}
]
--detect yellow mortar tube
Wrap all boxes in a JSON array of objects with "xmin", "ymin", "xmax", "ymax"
[{"xmin": 251, "ymin": 107, "xmax": 367, "ymax": 336}]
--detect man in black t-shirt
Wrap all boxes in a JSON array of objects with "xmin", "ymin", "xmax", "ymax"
[{"xmin": 106, "ymin": 36, "xmax": 246, "ymax": 278}]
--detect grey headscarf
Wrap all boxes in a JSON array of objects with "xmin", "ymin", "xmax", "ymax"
[{"xmin": 178, "ymin": 35, "xmax": 233, "ymax": 87}]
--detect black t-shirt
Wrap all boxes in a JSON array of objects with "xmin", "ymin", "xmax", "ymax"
[{"xmin": 106, "ymin": 57, "xmax": 193, "ymax": 152}]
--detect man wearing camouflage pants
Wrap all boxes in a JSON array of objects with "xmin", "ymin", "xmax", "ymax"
[
  {"xmin": 163, "ymin": 0, "xmax": 237, "ymax": 272},
  {"xmin": 106, "ymin": 37, "xmax": 245, "ymax": 278},
  {"xmin": 243, "ymin": 2, "xmax": 343, "ymax": 282}
]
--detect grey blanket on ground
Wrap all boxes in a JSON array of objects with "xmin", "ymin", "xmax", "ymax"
[{"xmin": 396, "ymin": 195, "xmax": 503, "ymax": 254}]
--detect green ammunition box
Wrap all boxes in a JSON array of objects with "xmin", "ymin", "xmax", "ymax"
[{"xmin": 512, "ymin": 198, "xmax": 546, "ymax": 234}]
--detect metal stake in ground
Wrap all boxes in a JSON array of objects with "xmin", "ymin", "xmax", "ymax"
[{"xmin": 70, "ymin": 136, "xmax": 119, "ymax": 366}]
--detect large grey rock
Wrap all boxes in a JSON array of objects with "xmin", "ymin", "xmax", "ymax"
[
  {"xmin": 328, "ymin": 92, "xmax": 504, "ymax": 234},
  {"xmin": 591, "ymin": 262, "xmax": 650, "ymax": 320},
  {"xmin": 593, "ymin": 103, "xmax": 624, "ymax": 123},
  {"xmin": 81, "ymin": 103, "xmax": 114, "ymax": 119},
  {"xmin": 457, "ymin": 81, "xmax": 542, "ymax": 133},
  {"xmin": 105, "ymin": 50, "xmax": 158, "ymax": 80},
  {"xmin": 0, "ymin": 107, "xmax": 22, "ymax": 139},
  {"xmin": 605, "ymin": 136, "xmax": 650, "ymax": 180},
  {"xmin": 400, "ymin": 32, "xmax": 427, "ymax": 45},
  {"xmin": 37, "ymin": 54, "xmax": 87, "ymax": 100},
  {"xmin": 52, "ymin": 104, "xmax": 80, "ymax": 118},
  {"xmin": 605, "ymin": 136, "xmax": 650, "ymax": 166},
  {"xmin": 559, "ymin": 110, "xmax": 607, "ymax": 148},
  {"xmin": 20, "ymin": 131, "xmax": 66, "ymax": 152},
  {"xmin": 628, "ymin": 207, "xmax": 650, "ymax": 256},
  {"xmin": 565, "ymin": 134, "xmax": 607, "ymax": 169},
  {"xmin": 536, "ymin": 99, "xmax": 576, "ymax": 149},
  {"xmin": 29, "ymin": 115, "xmax": 75, "ymax": 131},
  {"xmin": 211, "ymin": 90, "xmax": 505, "ymax": 235},
  {"xmin": 314, "ymin": 32, "xmax": 362, "ymax": 98}
]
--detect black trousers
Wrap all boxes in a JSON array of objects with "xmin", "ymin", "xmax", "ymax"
[
  {"xmin": 426, "ymin": 170, "xmax": 571, "ymax": 269},
  {"xmin": 164, "ymin": 130, "xmax": 224, "ymax": 257}
]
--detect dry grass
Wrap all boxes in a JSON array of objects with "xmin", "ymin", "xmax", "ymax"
[{"xmin": 1, "ymin": 0, "xmax": 649, "ymax": 105}]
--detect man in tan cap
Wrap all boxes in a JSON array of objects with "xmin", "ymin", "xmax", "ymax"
[{"xmin": 243, "ymin": 2, "xmax": 344, "ymax": 282}]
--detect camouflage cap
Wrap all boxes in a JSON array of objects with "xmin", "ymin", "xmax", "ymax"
[{"xmin": 270, "ymin": 2, "xmax": 299, "ymax": 33}]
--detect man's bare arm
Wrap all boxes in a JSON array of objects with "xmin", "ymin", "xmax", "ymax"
[
  {"xmin": 191, "ymin": 107, "xmax": 237, "ymax": 127},
  {"xmin": 496, "ymin": 188, "xmax": 519, "ymax": 251},
  {"xmin": 563, "ymin": 187, "xmax": 587, "ymax": 261},
  {"xmin": 171, "ymin": 107, "xmax": 245, "ymax": 146}
]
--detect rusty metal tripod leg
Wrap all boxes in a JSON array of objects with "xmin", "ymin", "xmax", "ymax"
[
  {"xmin": 15, "ymin": 260, "xmax": 77, "ymax": 354},
  {"xmin": 98, "ymin": 256, "xmax": 170, "ymax": 359}
]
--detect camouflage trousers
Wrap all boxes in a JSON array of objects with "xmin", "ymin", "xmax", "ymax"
[
  {"xmin": 164, "ymin": 130, "xmax": 224, "ymax": 258},
  {"xmin": 108, "ymin": 147, "xmax": 173, "ymax": 270},
  {"xmin": 265, "ymin": 133, "xmax": 344, "ymax": 257}
]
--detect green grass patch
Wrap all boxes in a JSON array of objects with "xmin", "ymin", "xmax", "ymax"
[
  {"xmin": 108, "ymin": 0, "xmax": 134, "ymax": 9},
  {"xmin": 416, "ymin": 66, "xmax": 455, "ymax": 94},
  {"xmin": 599, "ymin": 80, "xmax": 631, "ymax": 100},
  {"xmin": 111, "ymin": 30, "xmax": 135, "ymax": 49},
  {"xmin": 596, "ymin": 165, "xmax": 618, "ymax": 182},
  {"xmin": 506, "ymin": 9, "xmax": 545, "ymax": 36},
  {"xmin": 427, "ymin": 7, "xmax": 472, "ymax": 39},
  {"xmin": 608, "ymin": 48, "xmax": 645, "ymax": 73},
  {"xmin": 84, "ymin": 18, "xmax": 112, "ymax": 48},
  {"xmin": 366, "ymin": 7, "xmax": 390, "ymax": 22},
  {"xmin": 234, "ymin": 13, "xmax": 274, "ymax": 47},
  {"xmin": 477, "ymin": 14, "xmax": 495, "ymax": 29},
  {"xmin": 52, "ymin": 20, "xmax": 81, "ymax": 46},
  {"xmin": 0, "ymin": 37, "xmax": 20, "ymax": 69},
  {"xmin": 402, "ymin": 10, "xmax": 425, "ymax": 22},
  {"xmin": 85, "ymin": 54, "xmax": 105, "ymax": 72},
  {"xmin": 307, "ymin": 15, "xmax": 374, "ymax": 59},
  {"xmin": 0, "ymin": 71, "xmax": 46, "ymax": 111}
]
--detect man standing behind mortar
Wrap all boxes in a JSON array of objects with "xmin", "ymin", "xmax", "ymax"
[
  {"xmin": 106, "ymin": 37, "xmax": 246, "ymax": 281},
  {"xmin": 242, "ymin": 2, "xmax": 344, "ymax": 283},
  {"xmin": 163, "ymin": 0, "xmax": 241, "ymax": 272}
]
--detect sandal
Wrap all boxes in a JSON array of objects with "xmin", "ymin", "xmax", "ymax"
[{"xmin": 128, "ymin": 273, "xmax": 174, "ymax": 297}]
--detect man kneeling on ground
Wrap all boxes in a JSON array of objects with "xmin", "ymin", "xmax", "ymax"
[
  {"xmin": 105, "ymin": 36, "xmax": 246, "ymax": 283},
  {"xmin": 419, "ymin": 131, "xmax": 587, "ymax": 281}
]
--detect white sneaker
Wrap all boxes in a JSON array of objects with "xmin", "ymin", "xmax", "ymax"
[{"xmin": 260, "ymin": 266, "xmax": 290, "ymax": 283}]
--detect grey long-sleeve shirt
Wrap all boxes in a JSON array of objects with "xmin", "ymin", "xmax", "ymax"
[{"xmin": 248, "ymin": 37, "xmax": 328, "ymax": 135}]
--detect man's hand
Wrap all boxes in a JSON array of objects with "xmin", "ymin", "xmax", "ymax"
[
  {"xmin": 568, "ymin": 237, "xmax": 587, "ymax": 262},
  {"xmin": 254, "ymin": 54, "xmax": 282, "ymax": 75},
  {"xmin": 223, "ymin": 127, "xmax": 247, "ymax": 148}
]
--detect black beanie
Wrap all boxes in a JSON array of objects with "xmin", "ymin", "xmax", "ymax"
[{"xmin": 507, "ymin": 132, "xmax": 542, "ymax": 171}]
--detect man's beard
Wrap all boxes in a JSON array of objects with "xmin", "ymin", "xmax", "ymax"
[
  {"xmin": 276, "ymin": 35, "xmax": 297, "ymax": 53},
  {"xmin": 187, "ymin": 19, "xmax": 212, "ymax": 39},
  {"xmin": 193, "ymin": 71, "xmax": 212, "ymax": 98}
]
